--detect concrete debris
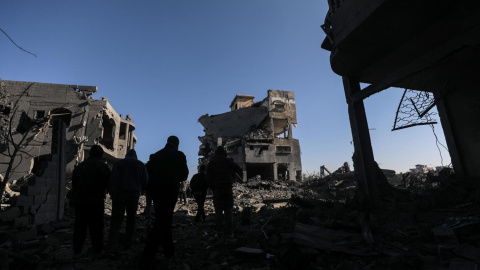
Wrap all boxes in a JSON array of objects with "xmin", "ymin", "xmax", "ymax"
[{"xmin": 0, "ymin": 169, "xmax": 479, "ymax": 269}]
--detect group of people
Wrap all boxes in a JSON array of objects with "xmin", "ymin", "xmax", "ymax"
[{"xmin": 69, "ymin": 135, "xmax": 242, "ymax": 268}]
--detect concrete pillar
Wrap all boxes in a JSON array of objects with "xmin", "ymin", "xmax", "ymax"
[
  {"xmin": 343, "ymin": 77, "xmax": 380, "ymax": 209},
  {"xmin": 242, "ymin": 163, "xmax": 247, "ymax": 182},
  {"xmin": 273, "ymin": 163, "xmax": 278, "ymax": 181},
  {"xmin": 288, "ymin": 164, "xmax": 295, "ymax": 181},
  {"xmin": 435, "ymin": 89, "xmax": 480, "ymax": 177}
]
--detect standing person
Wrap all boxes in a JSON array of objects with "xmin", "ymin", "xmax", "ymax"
[
  {"xmin": 139, "ymin": 136, "xmax": 189, "ymax": 268},
  {"xmin": 70, "ymin": 145, "xmax": 110, "ymax": 257},
  {"xmin": 178, "ymin": 180, "xmax": 187, "ymax": 204},
  {"xmin": 206, "ymin": 146, "xmax": 242, "ymax": 237},
  {"xmin": 190, "ymin": 165, "xmax": 208, "ymax": 222},
  {"xmin": 107, "ymin": 149, "xmax": 148, "ymax": 253}
]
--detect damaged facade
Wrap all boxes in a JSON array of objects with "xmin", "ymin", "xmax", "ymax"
[
  {"xmin": 0, "ymin": 80, "xmax": 136, "ymax": 225},
  {"xmin": 198, "ymin": 90, "xmax": 302, "ymax": 181},
  {"xmin": 321, "ymin": 0, "xmax": 480, "ymax": 207}
]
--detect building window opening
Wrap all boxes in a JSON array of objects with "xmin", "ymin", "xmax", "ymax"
[
  {"xmin": 273, "ymin": 101, "xmax": 285, "ymax": 112},
  {"xmin": 1, "ymin": 106, "xmax": 11, "ymax": 116},
  {"xmin": 35, "ymin": 110, "xmax": 45, "ymax": 119},
  {"xmin": 119, "ymin": 122, "xmax": 127, "ymax": 140},
  {"xmin": 246, "ymin": 163, "xmax": 274, "ymax": 180},
  {"xmin": 101, "ymin": 114, "xmax": 115, "ymax": 150},
  {"xmin": 50, "ymin": 108, "xmax": 72, "ymax": 126},
  {"xmin": 278, "ymin": 163, "xmax": 288, "ymax": 181},
  {"xmin": 276, "ymin": 145, "xmax": 291, "ymax": 154}
]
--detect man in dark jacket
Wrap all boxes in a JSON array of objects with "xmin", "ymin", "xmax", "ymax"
[
  {"xmin": 206, "ymin": 146, "xmax": 242, "ymax": 236},
  {"xmin": 71, "ymin": 145, "xmax": 110, "ymax": 256},
  {"xmin": 107, "ymin": 149, "xmax": 148, "ymax": 252},
  {"xmin": 140, "ymin": 136, "xmax": 189, "ymax": 267},
  {"xmin": 190, "ymin": 165, "xmax": 207, "ymax": 222}
]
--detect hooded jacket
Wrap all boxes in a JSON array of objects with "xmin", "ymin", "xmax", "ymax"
[
  {"xmin": 146, "ymin": 143, "xmax": 189, "ymax": 195},
  {"xmin": 206, "ymin": 149, "xmax": 242, "ymax": 190},
  {"xmin": 71, "ymin": 156, "xmax": 110, "ymax": 203},
  {"xmin": 109, "ymin": 149, "xmax": 148, "ymax": 198}
]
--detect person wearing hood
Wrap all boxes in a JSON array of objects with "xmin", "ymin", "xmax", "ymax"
[
  {"xmin": 107, "ymin": 149, "xmax": 148, "ymax": 253},
  {"xmin": 71, "ymin": 145, "xmax": 110, "ymax": 256},
  {"xmin": 140, "ymin": 136, "xmax": 189, "ymax": 268},
  {"xmin": 206, "ymin": 146, "xmax": 242, "ymax": 237}
]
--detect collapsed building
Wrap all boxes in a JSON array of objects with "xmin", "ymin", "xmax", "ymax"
[
  {"xmin": 198, "ymin": 90, "xmax": 302, "ymax": 181},
  {"xmin": 0, "ymin": 80, "xmax": 136, "ymax": 226},
  {"xmin": 321, "ymin": 0, "xmax": 480, "ymax": 207}
]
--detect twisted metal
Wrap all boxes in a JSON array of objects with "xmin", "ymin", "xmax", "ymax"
[{"xmin": 392, "ymin": 89, "xmax": 438, "ymax": 131}]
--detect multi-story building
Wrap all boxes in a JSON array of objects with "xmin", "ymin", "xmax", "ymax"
[{"xmin": 198, "ymin": 90, "xmax": 302, "ymax": 181}]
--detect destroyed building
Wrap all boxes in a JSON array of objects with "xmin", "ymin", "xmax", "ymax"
[
  {"xmin": 198, "ymin": 90, "xmax": 302, "ymax": 181},
  {"xmin": 0, "ymin": 79, "xmax": 136, "ymax": 225},
  {"xmin": 321, "ymin": 0, "xmax": 480, "ymax": 207}
]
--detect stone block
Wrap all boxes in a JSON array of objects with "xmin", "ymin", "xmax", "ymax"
[
  {"xmin": 45, "ymin": 178, "xmax": 56, "ymax": 187},
  {"xmin": 14, "ymin": 215, "xmax": 30, "ymax": 228},
  {"xmin": 40, "ymin": 185, "xmax": 57, "ymax": 195},
  {"xmin": 46, "ymin": 195, "xmax": 58, "ymax": 204},
  {"xmin": 20, "ymin": 205, "xmax": 38, "ymax": 215},
  {"xmin": 14, "ymin": 225, "xmax": 37, "ymax": 242},
  {"xmin": 33, "ymin": 195, "xmax": 47, "ymax": 205},
  {"xmin": 30, "ymin": 176, "xmax": 47, "ymax": 186},
  {"xmin": 10, "ymin": 196, "xmax": 34, "ymax": 206},
  {"xmin": 20, "ymin": 186, "xmax": 42, "ymax": 196},
  {"xmin": 0, "ymin": 207, "xmax": 21, "ymax": 222},
  {"xmin": 33, "ymin": 212, "xmax": 49, "ymax": 225}
]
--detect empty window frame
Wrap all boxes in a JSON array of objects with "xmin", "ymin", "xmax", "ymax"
[{"xmin": 276, "ymin": 145, "xmax": 291, "ymax": 153}]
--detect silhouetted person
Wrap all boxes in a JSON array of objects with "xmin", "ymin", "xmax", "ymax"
[
  {"xmin": 70, "ymin": 145, "xmax": 110, "ymax": 256},
  {"xmin": 140, "ymin": 136, "xmax": 189, "ymax": 268},
  {"xmin": 178, "ymin": 180, "xmax": 187, "ymax": 204},
  {"xmin": 144, "ymin": 190, "xmax": 153, "ymax": 225},
  {"xmin": 206, "ymin": 146, "xmax": 242, "ymax": 236},
  {"xmin": 190, "ymin": 165, "xmax": 207, "ymax": 222},
  {"xmin": 107, "ymin": 149, "xmax": 148, "ymax": 253}
]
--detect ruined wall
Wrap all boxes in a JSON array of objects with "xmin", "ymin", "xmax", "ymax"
[
  {"xmin": 199, "ymin": 89, "xmax": 302, "ymax": 181},
  {"xmin": 0, "ymin": 80, "xmax": 136, "ymax": 181},
  {"xmin": 438, "ymin": 88, "xmax": 480, "ymax": 177},
  {"xmin": 0, "ymin": 119, "xmax": 66, "ymax": 227}
]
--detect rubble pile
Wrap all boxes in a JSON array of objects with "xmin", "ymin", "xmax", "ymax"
[{"xmin": 1, "ymin": 172, "xmax": 480, "ymax": 269}]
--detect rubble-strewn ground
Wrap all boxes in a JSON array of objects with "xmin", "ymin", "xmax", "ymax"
[{"xmin": 2, "ymin": 170, "xmax": 480, "ymax": 269}]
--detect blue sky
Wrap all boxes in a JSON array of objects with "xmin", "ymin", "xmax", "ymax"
[{"xmin": 0, "ymin": 1, "xmax": 450, "ymax": 177}]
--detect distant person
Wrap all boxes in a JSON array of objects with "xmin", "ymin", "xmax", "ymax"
[
  {"xmin": 70, "ymin": 145, "xmax": 110, "ymax": 257},
  {"xmin": 144, "ymin": 189, "xmax": 153, "ymax": 226},
  {"xmin": 107, "ymin": 149, "xmax": 148, "ymax": 253},
  {"xmin": 140, "ymin": 136, "xmax": 189, "ymax": 268},
  {"xmin": 190, "ymin": 165, "xmax": 208, "ymax": 222},
  {"xmin": 178, "ymin": 180, "xmax": 187, "ymax": 204},
  {"xmin": 206, "ymin": 146, "xmax": 242, "ymax": 237}
]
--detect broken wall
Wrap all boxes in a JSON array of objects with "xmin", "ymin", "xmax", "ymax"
[
  {"xmin": 199, "ymin": 89, "xmax": 302, "ymax": 181},
  {"xmin": 0, "ymin": 80, "xmax": 136, "ymax": 182},
  {"xmin": 437, "ymin": 88, "xmax": 480, "ymax": 177},
  {"xmin": 0, "ymin": 118, "xmax": 66, "ymax": 227}
]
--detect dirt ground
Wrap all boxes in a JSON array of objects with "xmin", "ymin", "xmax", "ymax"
[{"xmin": 2, "ymin": 171, "xmax": 480, "ymax": 270}]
